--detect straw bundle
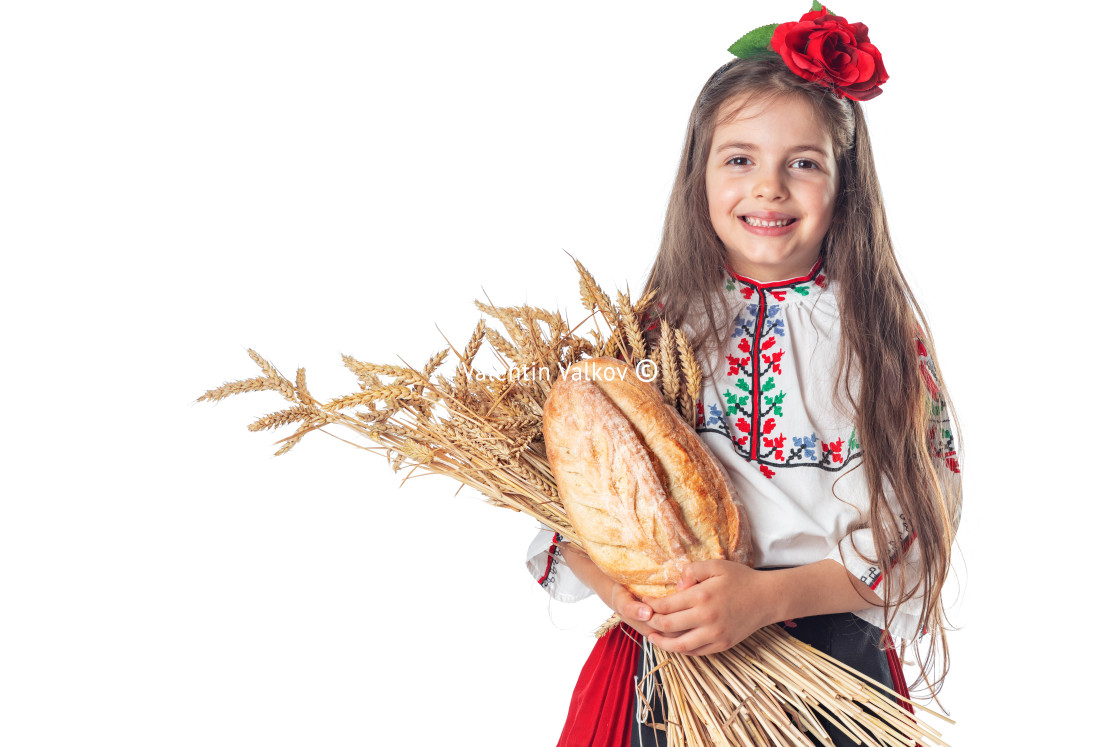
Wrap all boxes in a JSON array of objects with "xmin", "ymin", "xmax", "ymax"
[{"xmin": 199, "ymin": 258, "xmax": 952, "ymax": 746}]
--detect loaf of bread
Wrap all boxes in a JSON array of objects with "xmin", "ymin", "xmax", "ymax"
[{"xmin": 542, "ymin": 358, "xmax": 752, "ymax": 598}]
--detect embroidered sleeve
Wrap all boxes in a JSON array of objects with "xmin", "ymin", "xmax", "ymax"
[
  {"xmin": 825, "ymin": 339, "xmax": 962, "ymax": 641},
  {"xmin": 525, "ymin": 528, "xmax": 595, "ymax": 603},
  {"xmin": 915, "ymin": 338, "xmax": 963, "ymax": 534}
]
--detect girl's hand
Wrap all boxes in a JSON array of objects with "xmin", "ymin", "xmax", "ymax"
[
  {"xmin": 643, "ymin": 560, "xmax": 775, "ymax": 656},
  {"xmin": 643, "ymin": 559, "xmax": 886, "ymax": 656},
  {"xmin": 605, "ymin": 582, "xmax": 662, "ymax": 637}
]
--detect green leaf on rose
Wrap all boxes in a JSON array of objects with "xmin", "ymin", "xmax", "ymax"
[
  {"xmin": 728, "ymin": 23, "xmax": 779, "ymax": 58},
  {"xmin": 811, "ymin": 1, "xmax": 836, "ymax": 13}
]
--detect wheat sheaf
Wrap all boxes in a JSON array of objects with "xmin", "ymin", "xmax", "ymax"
[{"xmin": 200, "ymin": 258, "xmax": 951, "ymax": 747}]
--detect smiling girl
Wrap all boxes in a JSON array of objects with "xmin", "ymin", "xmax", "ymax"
[{"xmin": 527, "ymin": 5, "xmax": 962, "ymax": 746}]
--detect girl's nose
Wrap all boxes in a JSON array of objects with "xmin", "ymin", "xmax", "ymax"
[{"xmin": 753, "ymin": 168, "xmax": 787, "ymax": 200}]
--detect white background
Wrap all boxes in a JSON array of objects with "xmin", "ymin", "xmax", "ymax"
[{"xmin": 2, "ymin": 1, "xmax": 1113, "ymax": 744}]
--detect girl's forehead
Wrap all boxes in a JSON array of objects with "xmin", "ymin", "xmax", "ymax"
[{"xmin": 713, "ymin": 94, "xmax": 832, "ymax": 146}]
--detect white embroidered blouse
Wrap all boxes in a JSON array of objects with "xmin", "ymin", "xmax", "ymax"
[{"xmin": 526, "ymin": 259, "xmax": 961, "ymax": 642}]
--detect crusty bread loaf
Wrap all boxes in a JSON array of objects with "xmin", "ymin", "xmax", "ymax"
[{"xmin": 542, "ymin": 358, "xmax": 752, "ymax": 598}]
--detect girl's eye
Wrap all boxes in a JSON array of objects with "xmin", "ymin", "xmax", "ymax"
[
  {"xmin": 727, "ymin": 156, "xmax": 752, "ymax": 167},
  {"xmin": 790, "ymin": 158, "xmax": 819, "ymax": 169}
]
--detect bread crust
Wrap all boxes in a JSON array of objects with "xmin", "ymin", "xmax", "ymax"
[{"xmin": 543, "ymin": 358, "xmax": 752, "ymax": 597}]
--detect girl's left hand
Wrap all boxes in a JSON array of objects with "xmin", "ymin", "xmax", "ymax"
[{"xmin": 643, "ymin": 560, "xmax": 776, "ymax": 656}]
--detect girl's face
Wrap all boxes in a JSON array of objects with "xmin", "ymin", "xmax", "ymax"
[{"xmin": 705, "ymin": 94, "xmax": 839, "ymax": 282}]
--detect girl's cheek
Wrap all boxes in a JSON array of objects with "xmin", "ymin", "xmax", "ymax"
[{"xmin": 711, "ymin": 179, "xmax": 739, "ymax": 205}]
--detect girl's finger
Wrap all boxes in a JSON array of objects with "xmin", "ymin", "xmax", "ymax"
[
  {"xmin": 647, "ymin": 628, "xmax": 708, "ymax": 654},
  {"xmin": 623, "ymin": 599, "xmax": 652, "ymax": 622},
  {"xmin": 684, "ymin": 641, "xmax": 733, "ymax": 657},
  {"xmin": 645, "ymin": 590, "xmax": 695, "ymax": 615},
  {"xmin": 680, "ymin": 559, "xmax": 725, "ymax": 587},
  {"xmin": 646, "ymin": 607, "xmax": 703, "ymax": 635},
  {"xmin": 675, "ymin": 564, "xmax": 698, "ymax": 590},
  {"xmin": 613, "ymin": 586, "xmax": 653, "ymax": 621}
]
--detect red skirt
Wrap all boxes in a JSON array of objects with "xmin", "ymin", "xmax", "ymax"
[{"xmin": 555, "ymin": 623, "xmax": 641, "ymax": 747}]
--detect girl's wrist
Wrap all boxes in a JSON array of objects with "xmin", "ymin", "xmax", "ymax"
[
  {"xmin": 761, "ymin": 561, "xmax": 881, "ymax": 623},
  {"xmin": 756, "ymin": 567, "xmax": 798, "ymax": 626}
]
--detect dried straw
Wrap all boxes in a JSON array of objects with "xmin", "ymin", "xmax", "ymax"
[{"xmin": 200, "ymin": 258, "xmax": 952, "ymax": 747}]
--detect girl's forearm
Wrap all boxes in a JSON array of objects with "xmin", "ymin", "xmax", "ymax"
[
  {"xmin": 761, "ymin": 560, "xmax": 884, "ymax": 624},
  {"xmin": 557, "ymin": 543, "xmax": 615, "ymax": 604}
]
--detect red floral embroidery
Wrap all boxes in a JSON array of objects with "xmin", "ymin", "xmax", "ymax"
[
  {"xmin": 762, "ymin": 349, "xmax": 784, "ymax": 374},
  {"xmin": 727, "ymin": 352, "xmax": 749, "ymax": 376},
  {"xmin": 760, "ymin": 465, "xmax": 776, "ymax": 479},
  {"xmin": 762, "ymin": 433, "xmax": 786, "ymax": 461}
]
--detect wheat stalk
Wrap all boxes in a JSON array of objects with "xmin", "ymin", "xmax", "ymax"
[
  {"xmin": 659, "ymin": 320, "xmax": 682, "ymax": 413},
  {"xmin": 678, "ymin": 328, "xmax": 704, "ymax": 418},
  {"xmin": 197, "ymin": 376, "xmax": 273, "ymax": 403},
  {"xmin": 617, "ymin": 290, "xmax": 648, "ymax": 362}
]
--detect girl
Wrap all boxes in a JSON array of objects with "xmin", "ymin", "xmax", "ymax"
[{"xmin": 526, "ymin": 7, "xmax": 961, "ymax": 746}]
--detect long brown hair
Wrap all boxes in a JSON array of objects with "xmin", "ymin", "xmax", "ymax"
[{"xmin": 644, "ymin": 55, "xmax": 961, "ymax": 693}]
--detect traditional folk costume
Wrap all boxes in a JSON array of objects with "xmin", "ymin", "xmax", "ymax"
[
  {"xmin": 526, "ymin": 4, "xmax": 959, "ymax": 742},
  {"xmin": 526, "ymin": 260, "xmax": 961, "ymax": 746}
]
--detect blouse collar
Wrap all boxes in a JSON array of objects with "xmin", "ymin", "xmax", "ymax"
[{"xmin": 723, "ymin": 257, "xmax": 829, "ymax": 304}]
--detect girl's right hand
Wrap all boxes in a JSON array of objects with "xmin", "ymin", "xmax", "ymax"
[{"xmin": 606, "ymin": 582, "xmax": 656, "ymax": 637}]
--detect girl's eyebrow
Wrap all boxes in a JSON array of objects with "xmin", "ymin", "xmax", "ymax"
[
  {"xmin": 714, "ymin": 142, "xmax": 829, "ymax": 157},
  {"xmin": 714, "ymin": 141, "xmax": 757, "ymax": 153}
]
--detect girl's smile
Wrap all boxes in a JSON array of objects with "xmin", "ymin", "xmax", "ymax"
[
  {"xmin": 706, "ymin": 95, "xmax": 838, "ymax": 282},
  {"xmin": 740, "ymin": 210, "xmax": 797, "ymax": 234}
]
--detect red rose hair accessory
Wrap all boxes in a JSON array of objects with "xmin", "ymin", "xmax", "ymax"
[{"xmin": 728, "ymin": 1, "xmax": 888, "ymax": 102}]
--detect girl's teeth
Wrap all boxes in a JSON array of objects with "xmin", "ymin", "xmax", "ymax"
[{"xmin": 744, "ymin": 217, "xmax": 792, "ymax": 227}]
